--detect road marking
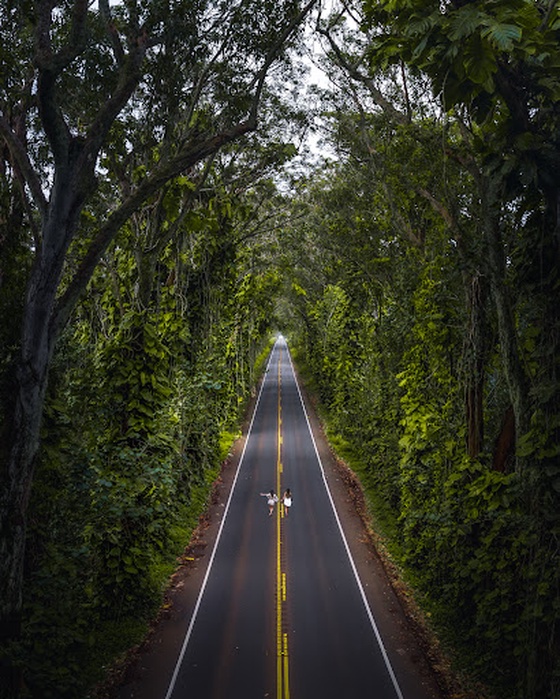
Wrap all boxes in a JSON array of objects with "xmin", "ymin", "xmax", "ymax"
[
  {"xmin": 283, "ymin": 633, "xmax": 290, "ymax": 699},
  {"xmin": 276, "ymin": 348, "xmax": 290, "ymax": 699}
]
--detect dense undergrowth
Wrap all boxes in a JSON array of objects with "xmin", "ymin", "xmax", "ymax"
[{"xmin": 18, "ymin": 337, "xmax": 273, "ymax": 699}]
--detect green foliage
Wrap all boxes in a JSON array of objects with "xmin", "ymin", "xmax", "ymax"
[
  {"xmin": 365, "ymin": 0, "xmax": 558, "ymax": 110},
  {"xmin": 94, "ymin": 310, "xmax": 175, "ymax": 441}
]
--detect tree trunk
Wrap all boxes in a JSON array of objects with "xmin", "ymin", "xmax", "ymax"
[
  {"xmin": 492, "ymin": 405, "xmax": 516, "ymax": 472},
  {"xmin": 463, "ymin": 272, "xmax": 487, "ymax": 459},
  {"xmin": 480, "ymin": 180, "xmax": 530, "ymax": 471},
  {"xmin": 0, "ymin": 167, "xmax": 85, "ymax": 696}
]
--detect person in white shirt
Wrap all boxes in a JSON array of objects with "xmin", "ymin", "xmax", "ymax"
[{"xmin": 260, "ymin": 489, "xmax": 278, "ymax": 516}]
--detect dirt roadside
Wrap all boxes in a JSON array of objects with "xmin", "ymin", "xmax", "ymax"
[{"xmin": 93, "ymin": 373, "xmax": 480, "ymax": 699}]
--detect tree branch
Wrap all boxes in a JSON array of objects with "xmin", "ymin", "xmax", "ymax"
[
  {"xmin": 248, "ymin": 0, "xmax": 320, "ymax": 121},
  {"xmin": 318, "ymin": 25, "xmax": 409, "ymax": 125},
  {"xmin": 34, "ymin": 1, "xmax": 87, "ymax": 162},
  {"xmin": 52, "ymin": 121, "xmax": 255, "ymax": 334},
  {"xmin": 143, "ymin": 154, "xmax": 215, "ymax": 258},
  {"xmin": 416, "ymin": 186, "xmax": 457, "ymax": 230},
  {"xmin": 82, "ymin": 30, "xmax": 149, "ymax": 164},
  {"xmin": 0, "ymin": 115, "xmax": 47, "ymax": 217},
  {"xmin": 52, "ymin": 0, "xmax": 319, "ymax": 333},
  {"xmin": 99, "ymin": 0, "xmax": 125, "ymax": 65},
  {"xmin": 55, "ymin": 0, "xmax": 90, "ymax": 72},
  {"xmin": 539, "ymin": 0, "xmax": 559, "ymax": 30}
]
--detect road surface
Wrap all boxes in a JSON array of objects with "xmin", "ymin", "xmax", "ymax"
[{"xmin": 116, "ymin": 336, "xmax": 443, "ymax": 699}]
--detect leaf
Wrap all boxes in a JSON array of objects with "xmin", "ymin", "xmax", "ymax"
[
  {"xmin": 481, "ymin": 21, "xmax": 522, "ymax": 51},
  {"xmin": 464, "ymin": 39, "xmax": 497, "ymax": 86},
  {"xmin": 447, "ymin": 5, "xmax": 484, "ymax": 41},
  {"xmin": 408, "ymin": 11, "xmax": 438, "ymax": 38}
]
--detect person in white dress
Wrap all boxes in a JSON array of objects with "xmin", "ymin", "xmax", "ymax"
[{"xmin": 282, "ymin": 488, "xmax": 292, "ymax": 516}]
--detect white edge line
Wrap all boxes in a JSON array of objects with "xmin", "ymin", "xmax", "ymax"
[
  {"xmin": 285, "ymin": 343, "xmax": 405, "ymax": 699},
  {"xmin": 164, "ymin": 341, "xmax": 279, "ymax": 699}
]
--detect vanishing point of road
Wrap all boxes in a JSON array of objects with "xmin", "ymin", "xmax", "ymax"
[{"xmin": 116, "ymin": 337, "xmax": 443, "ymax": 699}]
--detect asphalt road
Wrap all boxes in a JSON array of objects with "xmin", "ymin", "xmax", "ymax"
[{"xmin": 162, "ymin": 337, "xmax": 407, "ymax": 699}]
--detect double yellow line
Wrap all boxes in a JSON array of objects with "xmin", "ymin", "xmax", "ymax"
[{"xmin": 276, "ymin": 349, "xmax": 290, "ymax": 699}]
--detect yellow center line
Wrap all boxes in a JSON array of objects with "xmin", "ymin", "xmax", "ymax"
[{"xmin": 276, "ymin": 348, "xmax": 290, "ymax": 699}]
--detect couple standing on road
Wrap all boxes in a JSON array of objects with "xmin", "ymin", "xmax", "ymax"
[{"xmin": 260, "ymin": 488, "xmax": 292, "ymax": 516}]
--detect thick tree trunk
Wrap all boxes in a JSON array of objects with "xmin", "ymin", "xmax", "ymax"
[
  {"xmin": 0, "ymin": 344, "xmax": 50, "ymax": 698},
  {"xmin": 0, "ymin": 169, "xmax": 84, "ymax": 696}
]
